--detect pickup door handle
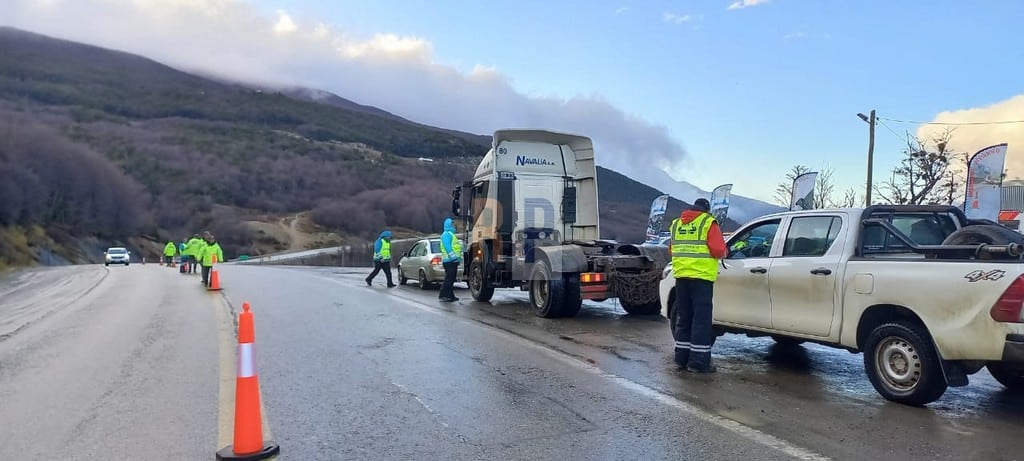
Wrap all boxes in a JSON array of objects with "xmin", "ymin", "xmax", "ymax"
[
  {"xmin": 810, "ymin": 267, "xmax": 832, "ymax": 276},
  {"xmin": 749, "ymin": 267, "xmax": 767, "ymax": 274}
]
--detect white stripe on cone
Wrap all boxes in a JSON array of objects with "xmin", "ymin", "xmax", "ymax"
[{"xmin": 238, "ymin": 343, "xmax": 256, "ymax": 378}]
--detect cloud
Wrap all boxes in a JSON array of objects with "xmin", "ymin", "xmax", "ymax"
[
  {"xmin": 662, "ymin": 12, "xmax": 692, "ymax": 24},
  {"xmin": 915, "ymin": 95, "xmax": 1024, "ymax": 179},
  {"xmin": 1, "ymin": 0, "xmax": 689, "ymax": 183},
  {"xmin": 727, "ymin": 0, "xmax": 770, "ymax": 10},
  {"xmin": 615, "ymin": 6, "xmax": 629, "ymax": 14}
]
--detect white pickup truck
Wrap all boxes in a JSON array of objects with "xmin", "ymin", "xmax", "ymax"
[{"xmin": 659, "ymin": 205, "xmax": 1024, "ymax": 406}]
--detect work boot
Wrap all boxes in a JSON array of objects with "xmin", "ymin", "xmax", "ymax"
[
  {"xmin": 387, "ymin": 283, "xmax": 397, "ymax": 288},
  {"xmin": 365, "ymin": 279, "xmax": 372, "ymax": 286}
]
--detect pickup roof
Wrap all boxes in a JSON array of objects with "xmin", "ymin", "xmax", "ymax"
[{"xmin": 660, "ymin": 205, "xmax": 1024, "ymax": 405}]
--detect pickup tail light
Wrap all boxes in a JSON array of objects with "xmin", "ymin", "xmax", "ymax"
[
  {"xmin": 430, "ymin": 256, "xmax": 442, "ymax": 266},
  {"xmin": 991, "ymin": 274, "xmax": 1024, "ymax": 323}
]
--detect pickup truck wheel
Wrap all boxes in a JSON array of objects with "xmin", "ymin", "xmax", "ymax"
[
  {"xmin": 469, "ymin": 258, "xmax": 495, "ymax": 302},
  {"xmin": 864, "ymin": 322, "xmax": 947, "ymax": 406},
  {"xmin": 941, "ymin": 224, "xmax": 1024, "ymax": 260},
  {"xmin": 529, "ymin": 260, "xmax": 566, "ymax": 318},
  {"xmin": 987, "ymin": 363, "xmax": 1024, "ymax": 391},
  {"xmin": 561, "ymin": 273, "xmax": 583, "ymax": 318}
]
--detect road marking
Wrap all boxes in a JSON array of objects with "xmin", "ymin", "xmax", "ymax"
[
  {"xmin": 325, "ymin": 274, "xmax": 830, "ymax": 461},
  {"xmin": 213, "ymin": 293, "xmax": 275, "ymax": 452}
]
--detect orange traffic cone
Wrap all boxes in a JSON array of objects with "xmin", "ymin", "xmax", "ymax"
[
  {"xmin": 208, "ymin": 269, "xmax": 222, "ymax": 291},
  {"xmin": 216, "ymin": 302, "xmax": 279, "ymax": 460}
]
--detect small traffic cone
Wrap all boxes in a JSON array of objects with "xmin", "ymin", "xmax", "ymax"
[
  {"xmin": 208, "ymin": 269, "xmax": 222, "ymax": 291},
  {"xmin": 216, "ymin": 302, "xmax": 279, "ymax": 460}
]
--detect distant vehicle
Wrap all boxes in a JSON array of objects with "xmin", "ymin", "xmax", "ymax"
[
  {"xmin": 104, "ymin": 247, "xmax": 130, "ymax": 266},
  {"xmin": 660, "ymin": 205, "xmax": 1024, "ymax": 405},
  {"xmin": 397, "ymin": 238, "xmax": 445, "ymax": 289}
]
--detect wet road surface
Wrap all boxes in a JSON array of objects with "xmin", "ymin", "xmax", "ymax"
[
  {"xmin": 2, "ymin": 263, "xmax": 1023, "ymax": 460},
  {"xmin": 0, "ymin": 264, "xmax": 219, "ymax": 460}
]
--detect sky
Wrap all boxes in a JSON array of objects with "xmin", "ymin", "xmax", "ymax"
[{"xmin": 4, "ymin": 0, "xmax": 1024, "ymax": 206}]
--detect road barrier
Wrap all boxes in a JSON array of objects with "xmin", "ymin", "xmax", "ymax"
[
  {"xmin": 216, "ymin": 302, "xmax": 279, "ymax": 460},
  {"xmin": 208, "ymin": 254, "xmax": 223, "ymax": 291}
]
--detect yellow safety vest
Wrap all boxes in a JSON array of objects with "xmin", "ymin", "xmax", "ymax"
[
  {"xmin": 440, "ymin": 231, "xmax": 462, "ymax": 262},
  {"xmin": 376, "ymin": 239, "xmax": 392, "ymax": 261},
  {"xmin": 670, "ymin": 213, "xmax": 718, "ymax": 282}
]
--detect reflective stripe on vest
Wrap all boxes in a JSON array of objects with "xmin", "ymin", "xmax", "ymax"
[
  {"xmin": 670, "ymin": 214, "xmax": 718, "ymax": 281},
  {"xmin": 440, "ymin": 231, "xmax": 461, "ymax": 260}
]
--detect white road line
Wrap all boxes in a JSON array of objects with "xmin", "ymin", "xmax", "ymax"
[
  {"xmin": 391, "ymin": 381, "xmax": 450, "ymax": 429},
  {"xmin": 326, "ymin": 273, "xmax": 831, "ymax": 461}
]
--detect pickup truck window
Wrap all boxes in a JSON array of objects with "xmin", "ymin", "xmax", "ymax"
[
  {"xmin": 727, "ymin": 219, "xmax": 781, "ymax": 259},
  {"xmin": 782, "ymin": 216, "xmax": 842, "ymax": 257},
  {"xmin": 862, "ymin": 212, "xmax": 960, "ymax": 253}
]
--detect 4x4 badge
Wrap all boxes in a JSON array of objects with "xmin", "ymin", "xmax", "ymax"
[{"xmin": 964, "ymin": 269, "xmax": 1006, "ymax": 282}]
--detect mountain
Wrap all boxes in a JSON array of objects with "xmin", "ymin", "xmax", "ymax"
[{"xmin": 0, "ymin": 26, "xmax": 741, "ymax": 267}]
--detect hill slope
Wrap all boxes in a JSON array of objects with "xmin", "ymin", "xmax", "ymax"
[{"xmin": 0, "ymin": 27, "xmax": 736, "ymax": 265}]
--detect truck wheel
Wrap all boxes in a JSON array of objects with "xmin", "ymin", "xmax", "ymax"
[
  {"xmin": 561, "ymin": 273, "xmax": 582, "ymax": 317},
  {"xmin": 621, "ymin": 300, "xmax": 661, "ymax": 315},
  {"xmin": 469, "ymin": 253, "xmax": 495, "ymax": 302},
  {"xmin": 398, "ymin": 266, "xmax": 408, "ymax": 285},
  {"xmin": 863, "ymin": 321, "xmax": 947, "ymax": 406},
  {"xmin": 529, "ymin": 260, "xmax": 566, "ymax": 318},
  {"xmin": 987, "ymin": 363, "xmax": 1024, "ymax": 391},
  {"xmin": 941, "ymin": 224, "xmax": 1024, "ymax": 259}
]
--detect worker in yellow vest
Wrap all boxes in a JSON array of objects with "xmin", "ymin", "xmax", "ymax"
[
  {"xmin": 365, "ymin": 230, "xmax": 395, "ymax": 287},
  {"xmin": 669, "ymin": 198, "xmax": 727, "ymax": 373},
  {"xmin": 438, "ymin": 217, "xmax": 462, "ymax": 302}
]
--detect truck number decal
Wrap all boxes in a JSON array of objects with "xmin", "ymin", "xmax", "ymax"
[{"xmin": 964, "ymin": 269, "xmax": 1007, "ymax": 282}]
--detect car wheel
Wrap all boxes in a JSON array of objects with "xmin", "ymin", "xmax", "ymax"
[
  {"xmin": 125, "ymin": 263, "xmax": 130, "ymax": 267},
  {"xmin": 418, "ymin": 269, "xmax": 431, "ymax": 290},
  {"xmin": 398, "ymin": 266, "xmax": 408, "ymax": 285},
  {"xmin": 987, "ymin": 363, "xmax": 1024, "ymax": 391},
  {"xmin": 863, "ymin": 321, "xmax": 947, "ymax": 406}
]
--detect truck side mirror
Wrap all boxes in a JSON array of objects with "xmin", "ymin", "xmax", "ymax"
[{"xmin": 451, "ymin": 186, "xmax": 462, "ymax": 217}]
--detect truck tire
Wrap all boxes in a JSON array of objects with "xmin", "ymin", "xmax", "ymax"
[
  {"xmin": 529, "ymin": 260, "xmax": 566, "ymax": 318},
  {"xmin": 621, "ymin": 300, "xmax": 661, "ymax": 315},
  {"xmin": 561, "ymin": 273, "xmax": 582, "ymax": 318},
  {"xmin": 469, "ymin": 249, "xmax": 495, "ymax": 302},
  {"xmin": 941, "ymin": 224, "xmax": 1024, "ymax": 260},
  {"xmin": 863, "ymin": 321, "xmax": 948, "ymax": 406},
  {"xmin": 987, "ymin": 363, "xmax": 1024, "ymax": 391}
]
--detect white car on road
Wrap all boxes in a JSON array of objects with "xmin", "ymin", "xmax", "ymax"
[{"xmin": 104, "ymin": 247, "xmax": 130, "ymax": 266}]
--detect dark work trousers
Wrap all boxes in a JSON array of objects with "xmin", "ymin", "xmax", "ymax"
[
  {"xmin": 673, "ymin": 277, "xmax": 716, "ymax": 370},
  {"xmin": 202, "ymin": 265, "xmax": 212, "ymax": 286},
  {"xmin": 439, "ymin": 261, "xmax": 459, "ymax": 300},
  {"xmin": 366, "ymin": 260, "xmax": 393, "ymax": 286},
  {"xmin": 190, "ymin": 256, "xmax": 199, "ymax": 274},
  {"xmin": 164, "ymin": 255, "xmax": 173, "ymax": 265}
]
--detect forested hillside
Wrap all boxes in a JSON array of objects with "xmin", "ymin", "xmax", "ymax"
[{"xmin": 0, "ymin": 27, "xmax": 731, "ymax": 267}]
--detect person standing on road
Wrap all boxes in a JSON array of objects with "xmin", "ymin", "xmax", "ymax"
[
  {"xmin": 438, "ymin": 217, "xmax": 463, "ymax": 302},
  {"xmin": 199, "ymin": 233, "xmax": 224, "ymax": 287},
  {"xmin": 163, "ymin": 240, "xmax": 177, "ymax": 267},
  {"xmin": 365, "ymin": 230, "xmax": 396, "ymax": 287},
  {"xmin": 669, "ymin": 198, "xmax": 727, "ymax": 373},
  {"xmin": 186, "ymin": 234, "xmax": 203, "ymax": 274}
]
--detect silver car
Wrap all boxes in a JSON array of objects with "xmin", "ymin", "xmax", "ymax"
[
  {"xmin": 397, "ymin": 238, "xmax": 444, "ymax": 289},
  {"xmin": 104, "ymin": 247, "xmax": 130, "ymax": 266}
]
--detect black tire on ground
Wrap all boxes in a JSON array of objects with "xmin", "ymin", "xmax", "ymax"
[
  {"xmin": 125, "ymin": 263, "xmax": 129, "ymax": 267},
  {"xmin": 529, "ymin": 260, "xmax": 566, "ymax": 318},
  {"xmin": 561, "ymin": 273, "xmax": 582, "ymax": 317},
  {"xmin": 622, "ymin": 300, "xmax": 661, "ymax": 315},
  {"xmin": 987, "ymin": 363, "xmax": 1024, "ymax": 391},
  {"xmin": 667, "ymin": 288, "xmax": 677, "ymax": 334},
  {"xmin": 418, "ymin": 269, "xmax": 431, "ymax": 290},
  {"xmin": 398, "ymin": 266, "xmax": 408, "ymax": 285},
  {"xmin": 863, "ymin": 321, "xmax": 948, "ymax": 406},
  {"xmin": 771, "ymin": 335, "xmax": 805, "ymax": 346},
  {"xmin": 469, "ymin": 245, "xmax": 495, "ymax": 302},
  {"xmin": 104, "ymin": 262, "xmax": 109, "ymax": 266},
  {"xmin": 941, "ymin": 224, "xmax": 1024, "ymax": 260}
]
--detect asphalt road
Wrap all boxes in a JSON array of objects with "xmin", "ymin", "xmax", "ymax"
[{"xmin": 2, "ymin": 263, "xmax": 1023, "ymax": 460}]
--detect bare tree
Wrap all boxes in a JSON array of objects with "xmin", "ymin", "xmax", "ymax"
[
  {"xmin": 838, "ymin": 188, "xmax": 860, "ymax": 208},
  {"xmin": 877, "ymin": 128, "xmax": 968, "ymax": 205}
]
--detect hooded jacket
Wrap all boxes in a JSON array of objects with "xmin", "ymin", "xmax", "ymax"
[
  {"xmin": 440, "ymin": 218, "xmax": 462, "ymax": 263},
  {"xmin": 374, "ymin": 231, "xmax": 392, "ymax": 261},
  {"xmin": 673, "ymin": 210, "xmax": 728, "ymax": 259}
]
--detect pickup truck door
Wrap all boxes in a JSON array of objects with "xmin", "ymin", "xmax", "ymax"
[
  {"xmin": 715, "ymin": 218, "xmax": 782, "ymax": 329},
  {"xmin": 768, "ymin": 215, "xmax": 846, "ymax": 337}
]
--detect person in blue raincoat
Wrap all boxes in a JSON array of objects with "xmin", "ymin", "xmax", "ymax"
[
  {"xmin": 365, "ymin": 230, "xmax": 396, "ymax": 287},
  {"xmin": 438, "ymin": 217, "xmax": 463, "ymax": 302}
]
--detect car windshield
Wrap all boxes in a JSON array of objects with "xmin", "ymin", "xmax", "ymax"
[{"xmin": 108, "ymin": 248, "xmax": 127, "ymax": 254}]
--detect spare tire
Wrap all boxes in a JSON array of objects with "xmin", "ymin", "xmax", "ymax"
[{"xmin": 941, "ymin": 224, "xmax": 1024, "ymax": 260}]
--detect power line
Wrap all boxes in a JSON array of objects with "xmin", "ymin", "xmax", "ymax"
[
  {"xmin": 876, "ymin": 119, "xmax": 907, "ymax": 142},
  {"xmin": 878, "ymin": 117, "xmax": 1024, "ymax": 126}
]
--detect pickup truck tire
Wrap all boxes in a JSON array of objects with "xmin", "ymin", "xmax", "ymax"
[
  {"xmin": 529, "ymin": 260, "xmax": 566, "ymax": 318},
  {"xmin": 469, "ymin": 251, "xmax": 495, "ymax": 302},
  {"xmin": 941, "ymin": 224, "xmax": 1024, "ymax": 259},
  {"xmin": 864, "ymin": 321, "xmax": 947, "ymax": 406},
  {"xmin": 986, "ymin": 363, "xmax": 1024, "ymax": 391}
]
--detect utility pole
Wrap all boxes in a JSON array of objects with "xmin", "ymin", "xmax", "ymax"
[{"xmin": 858, "ymin": 110, "xmax": 876, "ymax": 206}]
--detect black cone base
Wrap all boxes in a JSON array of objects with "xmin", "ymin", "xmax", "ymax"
[{"xmin": 216, "ymin": 441, "xmax": 280, "ymax": 460}]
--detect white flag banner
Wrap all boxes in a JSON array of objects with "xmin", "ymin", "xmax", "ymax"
[
  {"xmin": 710, "ymin": 184, "xmax": 733, "ymax": 222},
  {"xmin": 645, "ymin": 194, "xmax": 670, "ymax": 243},
  {"xmin": 964, "ymin": 143, "xmax": 1009, "ymax": 221},
  {"xmin": 790, "ymin": 172, "xmax": 818, "ymax": 211}
]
